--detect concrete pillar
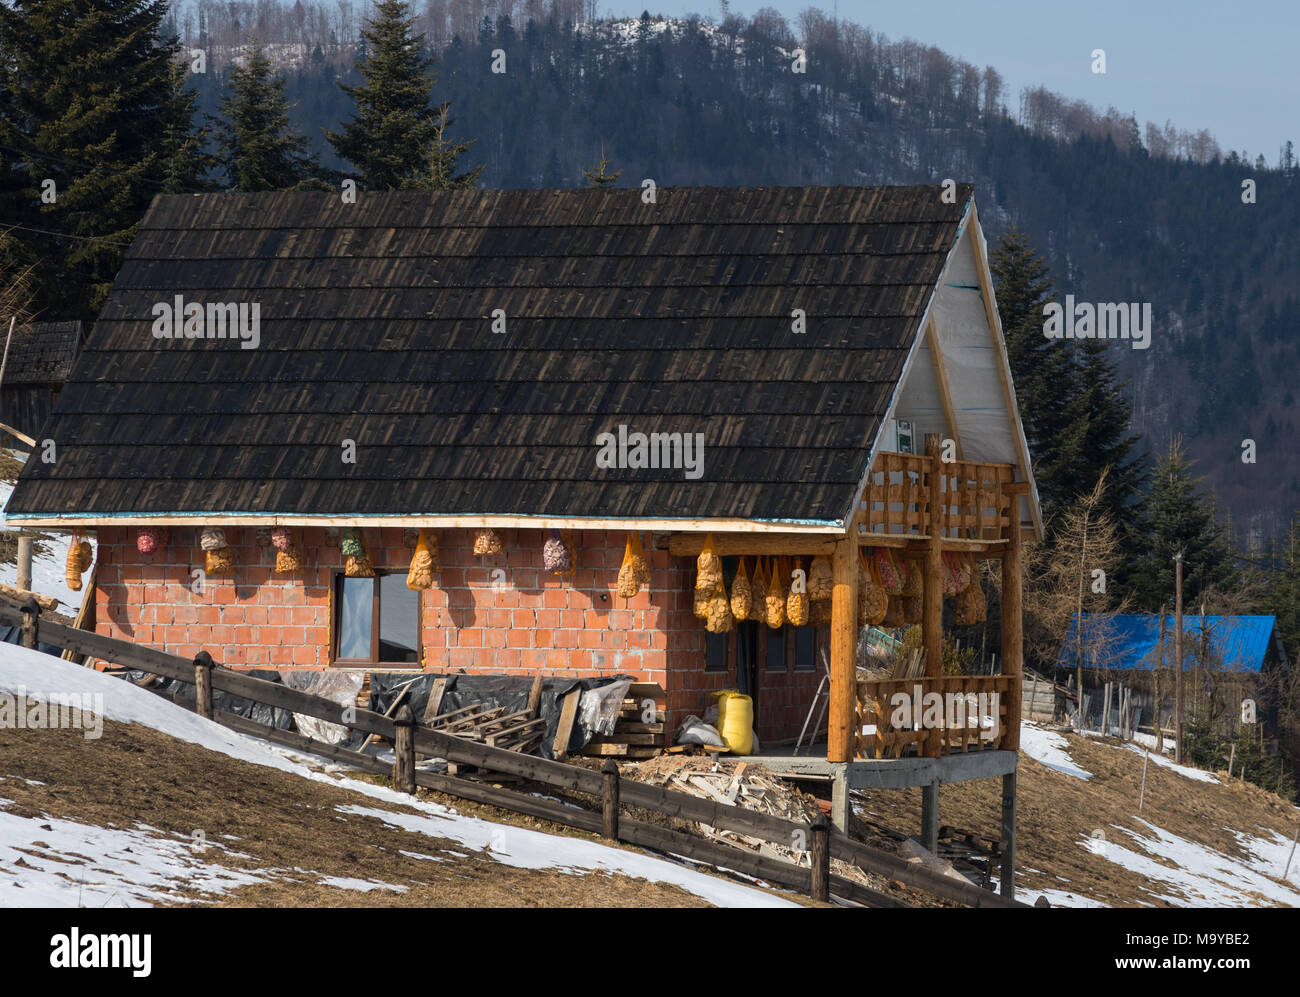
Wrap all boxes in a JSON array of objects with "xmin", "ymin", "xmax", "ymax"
[{"xmin": 830, "ymin": 766, "xmax": 850, "ymax": 833}]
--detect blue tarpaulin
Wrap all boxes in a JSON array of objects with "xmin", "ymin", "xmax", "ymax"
[{"xmin": 1056, "ymin": 613, "xmax": 1278, "ymax": 673}]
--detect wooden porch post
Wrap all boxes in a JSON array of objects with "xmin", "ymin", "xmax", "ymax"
[
  {"xmin": 828, "ymin": 538, "xmax": 859, "ymax": 763},
  {"xmin": 1001, "ymin": 496, "xmax": 1023, "ymax": 751},
  {"xmin": 923, "ymin": 435, "xmax": 944, "ymax": 682}
]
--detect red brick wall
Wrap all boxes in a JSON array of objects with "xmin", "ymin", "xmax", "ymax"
[{"xmin": 92, "ymin": 525, "xmax": 823, "ymax": 742}]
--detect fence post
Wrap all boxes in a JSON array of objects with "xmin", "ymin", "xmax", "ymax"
[
  {"xmin": 19, "ymin": 597, "xmax": 39, "ymax": 650},
  {"xmin": 810, "ymin": 815, "xmax": 830, "ymax": 903},
  {"xmin": 193, "ymin": 651, "xmax": 215, "ymax": 719},
  {"xmin": 394, "ymin": 704, "xmax": 416, "ymax": 795},
  {"xmin": 601, "ymin": 760, "xmax": 620, "ymax": 840}
]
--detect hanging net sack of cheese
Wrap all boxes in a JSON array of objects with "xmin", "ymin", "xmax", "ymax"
[
  {"xmin": 705, "ymin": 577, "xmax": 734, "ymax": 633},
  {"xmin": 764, "ymin": 558, "xmax": 786, "ymax": 629},
  {"xmin": 696, "ymin": 533, "xmax": 722, "ymax": 592},
  {"xmin": 748, "ymin": 556, "xmax": 768, "ymax": 622},
  {"xmin": 730, "ymin": 557, "xmax": 752, "ymax": 620},
  {"xmin": 807, "ymin": 554, "xmax": 834, "ymax": 601},
  {"xmin": 786, "ymin": 558, "xmax": 809, "ymax": 626},
  {"xmin": 859, "ymin": 550, "xmax": 887, "ymax": 627}
]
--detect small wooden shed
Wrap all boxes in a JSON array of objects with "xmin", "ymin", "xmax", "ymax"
[{"xmin": 0, "ymin": 320, "xmax": 82, "ymax": 440}]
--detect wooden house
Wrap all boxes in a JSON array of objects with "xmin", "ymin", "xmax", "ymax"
[
  {"xmin": 0, "ymin": 320, "xmax": 82, "ymax": 441},
  {"xmin": 2, "ymin": 185, "xmax": 1042, "ymax": 893},
  {"xmin": 1058, "ymin": 612, "xmax": 1290, "ymax": 737}
]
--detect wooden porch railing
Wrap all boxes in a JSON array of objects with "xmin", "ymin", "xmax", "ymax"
[
  {"xmin": 856, "ymin": 675, "xmax": 1020, "ymax": 758},
  {"xmin": 858, "ymin": 451, "xmax": 1018, "ymax": 542}
]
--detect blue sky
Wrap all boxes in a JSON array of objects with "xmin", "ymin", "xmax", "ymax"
[{"xmin": 600, "ymin": 0, "xmax": 1295, "ymax": 161}]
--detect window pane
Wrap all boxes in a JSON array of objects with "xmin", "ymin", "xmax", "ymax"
[
  {"xmin": 765, "ymin": 626, "xmax": 787, "ymax": 671},
  {"xmin": 337, "ymin": 576, "xmax": 373, "ymax": 659},
  {"xmin": 378, "ymin": 573, "xmax": 420, "ymax": 663},
  {"xmin": 705, "ymin": 631, "xmax": 728, "ymax": 672},
  {"xmin": 795, "ymin": 626, "xmax": 816, "ymax": 671}
]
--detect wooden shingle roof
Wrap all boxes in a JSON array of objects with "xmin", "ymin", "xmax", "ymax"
[
  {"xmin": 6, "ymin": 184, "xmax": 974, "ymax": 524},
  {"xmin": 0, "ymin": 320, "xmax": 81, "ymax": 386}
]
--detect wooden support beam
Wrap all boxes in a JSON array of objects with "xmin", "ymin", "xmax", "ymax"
[
  {"xmin": 0, "ymin": 582, "xmax": 59, "ymax": 612},
  {"xmin": 1001, "ymin": 510, "xmax": 1023, "ymax": 751},
  {"xmin": 828, "ymin": 539, "xmax": 858, "ymax": 763},
  {"xmin": 665, "ymin": 533, "xmax": 838, "ymax": 557},
  {"xmin": 925, "ymin": 318, "xmax": 962, "ymax": 461},
  {"xmin": 1000, "ymin": 771, "xmax": 1017, "ymax": 900},
  {"xmin": 923, "ymin": 435, "xmax": 944, "ymax": 688}
]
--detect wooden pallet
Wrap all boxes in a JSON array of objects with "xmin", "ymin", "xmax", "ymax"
[{"xmin": 574, "ymin": 682, "xmax": 667, "ymax": 760}]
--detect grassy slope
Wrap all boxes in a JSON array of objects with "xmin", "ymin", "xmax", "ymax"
[
  {"xmin": 0, "ymin": 706, "xmax": 808, "ymax": 907},
  {"xmin": 856, "ymin": 728, "xmax": 1300, "ymax": 907}
]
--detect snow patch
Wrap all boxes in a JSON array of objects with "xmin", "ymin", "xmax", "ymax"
[
  {"xmin": 1091, "ymin": 819, "xmax": 1300, "ymax": 907},
  {"xmin": 1020, "ymin": 721, "xmax": 1092, "ymax": 780}
]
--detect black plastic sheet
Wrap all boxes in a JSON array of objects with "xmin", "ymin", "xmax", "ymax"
[{"xmin": 0, "ymin": 624, "xmax": 64, "ymax": 659}]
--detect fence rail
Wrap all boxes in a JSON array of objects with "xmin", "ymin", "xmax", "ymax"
[{"xmin": 0, "ymin": 597, "xmax": 1032, "ymax": 909}]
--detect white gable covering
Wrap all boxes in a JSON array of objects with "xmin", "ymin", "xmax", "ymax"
[{"xmin": 867, "ymin": 200, "xmax": 1043, "ymax": 538}]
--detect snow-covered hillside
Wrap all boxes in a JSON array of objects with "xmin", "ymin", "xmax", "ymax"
[{"xmin": 0, "ymin": 644, "xmax": 799, "ymax": 908}]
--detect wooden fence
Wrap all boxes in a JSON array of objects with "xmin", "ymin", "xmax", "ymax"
[{"xmin": 0, "ymin": 597, "xmax": 1034, "ymax": 909}]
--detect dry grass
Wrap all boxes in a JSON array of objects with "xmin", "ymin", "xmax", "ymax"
[
  {"xmin": 854, "ymin": 728, "xmax": 1300, "ymax": 907},
  {"xmin": 0, "ymin": 704, "xmax": 780, "ymax": 908}
]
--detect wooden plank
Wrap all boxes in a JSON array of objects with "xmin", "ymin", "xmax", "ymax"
[
  {"xmin": 421, "ymin": 677, "xmax": 448, "ymax": 724},
  {"xmin": 553, "ymin": 688, "xmax": 581, "ymax": 760},
  {"xmin": 925, "ymin": 317, "xmax": 962, "ymax": 461},
  {"xmin": 526, "ymin": 675, "xmax": 544, "ymax": 716},
  {"xmin": 665, "ymin": 534, "xmax": 838, "ymax": 557},
  {"xmin": 576, "ymin": 742, "xmax": 629, "ymax": 756},
  {"xmin": 589, "ymin": 732, "xmax": 661, "ymax": 746},
  {"xmin": 4, "ymin": 512, "xmax": 857, "ymax": 534}
]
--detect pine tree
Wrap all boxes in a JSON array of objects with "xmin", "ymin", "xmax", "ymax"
[
  {"xmin": 989, "ymin": 227, "xmax": 1085, "ymax": 519},
  {"xmin": 0, "ymin": 0, "xmax": 180, "ymax": 318},
  {"xmin": 401, "ymin": 106, "xmax": 484, "ymax": 190},
  {"xmin": 327, "ymin": 0, "xmax": 477, "ymax": 190},
  {"xmin": 1128, "ymin": 437, "xmax": 1238, "ymax": 610},
  {"xmin": 1071, "ymin": 337, "xmax": 1146, "ymax": 580},
  {"xmin": 160, "ymin": 59, "xmax": 217, "ymax": 194},
  {"xmin": 216, "ymin": 43, "xmax": 320, "ymax": 191},
  {"xmin": 1268, "ymin": 513, "xmax": 1300, "ymax": 661}
]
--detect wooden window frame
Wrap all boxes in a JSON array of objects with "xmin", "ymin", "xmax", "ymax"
[{"xmin": 329, "ymin": 568, "xmax": 422, "ymax": 668}]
